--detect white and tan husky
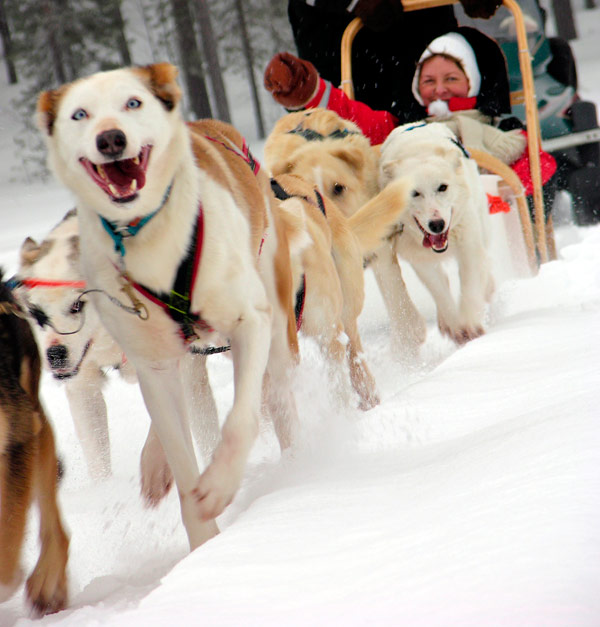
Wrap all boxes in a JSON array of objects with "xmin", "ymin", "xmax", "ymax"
[
  {"xmin": 17, "ymin": 209, "xmax": 219, "ymax": 498},
  {"xmin": 37, "ymin": 63, "xmax": 300, "ymax": 550}
]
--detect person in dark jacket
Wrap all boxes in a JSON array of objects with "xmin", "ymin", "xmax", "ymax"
[{"xmin": 287, "ymin": 0, "xmax": 503, "ymax": 124}]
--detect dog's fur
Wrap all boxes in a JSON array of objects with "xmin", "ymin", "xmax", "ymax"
[
  {"xmin": 265, "ymin": 110, "xmax": 427, "ymax": 358},
  {"xmin": 379, "ymin": 122, "xmax": 495, "ymax": 343},
  {"xmin": 37, "ymin": 63, "xmax": 300, "ymax": 550},
  {"xmin": 273, "ymin": 173, "xmax": 382, "ymax": 410},
  {"xmin": 0, "ymin": 272, "xmax": 69, "ymax": 615},
  {"xmin": 17, "ymin": 210, "xmax": 219, "ymax": 497}
]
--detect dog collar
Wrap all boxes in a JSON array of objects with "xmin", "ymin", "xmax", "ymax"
[{"xmin": 100, "ymin": 181, "xmax": 173, "ymax": 256}]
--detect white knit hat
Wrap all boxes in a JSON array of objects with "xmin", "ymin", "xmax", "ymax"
[{"xmin": 411, "ymin": 32, "xmax": 481, "ymax": 107}]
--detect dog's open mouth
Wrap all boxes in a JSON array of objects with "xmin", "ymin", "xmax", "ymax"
[
  {"xmin": 80, "ymin": 145, "xmax": 152, "ymax": 203},
  {"xmin": 51, "ymin": 340, "xmax": 92, "ymax": 380},
  {"xmin": 414, "ymin": 217, "xmax": 450, "ymax": 253}
]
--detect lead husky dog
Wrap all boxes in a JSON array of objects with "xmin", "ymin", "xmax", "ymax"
[
  {"xmin": 18, "ymin": 210, "xmax": 219, "ymax": 501},
  {"xmin": 37, "ymin": 63, "xmax": 300, "ymax": 550},
  {"xmin": 379, "ymin": 122, "xmax": 495, "ymax": 343}
]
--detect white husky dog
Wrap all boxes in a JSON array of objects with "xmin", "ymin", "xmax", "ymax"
[
  {"xmin": 37, "ymin": 63, "xmax": 301, "ymax": 550},
  {"xmin": 379, "ymin": 122, "xmax": 495, "ymax": 344},
  {"xmin": 18, "ymin": 209, "xmax": 219, "ymax": 498}
]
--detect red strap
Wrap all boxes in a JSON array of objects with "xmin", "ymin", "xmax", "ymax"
[{"xmin": 19, "ymin": 278, "xmax": 87, "ymax": 288}]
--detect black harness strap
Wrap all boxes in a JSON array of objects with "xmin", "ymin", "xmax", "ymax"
[
  {"xmin": 270, "ymin": 178, "xmax": 327, "ymax": 217},
  {"xmin": 131, "ymin": 208, "xmax": 210, "ymax": 343}
]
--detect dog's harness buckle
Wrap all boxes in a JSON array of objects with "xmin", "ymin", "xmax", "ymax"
[{"xmin": 118, "ymin": 278, "xmax": 149, "ymax": 321}]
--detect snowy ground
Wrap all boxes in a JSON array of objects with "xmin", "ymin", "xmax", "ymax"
[{"xmin": 1, "ymin": 3, "xmax": 600, "ymax": 626}]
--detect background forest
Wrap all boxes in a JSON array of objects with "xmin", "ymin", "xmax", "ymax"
[{"xmin": 0, "ymin": 0, "xmax": 294, "ymax": 179}]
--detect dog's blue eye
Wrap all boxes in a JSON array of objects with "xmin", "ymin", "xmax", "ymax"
[
  {"xmin": 438, "ymin": 184, "xmax": 448, "ymax": 193},
  {"xmin": 126, "ymin": 98, "xmax": 142, "ymax": 110},
  {"xmin": 412, "ymin": 190, "xmax": 421, "ymax": 198},
  {"xmin": 71, "ymin": 109, "xmax": 88, "ymax": 121}
]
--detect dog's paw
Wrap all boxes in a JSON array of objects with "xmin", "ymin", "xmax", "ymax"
[
  {"xmin": 439, "ymin": 319, "xmax": 485, "ymax": 345},
  {"xmin": 141, "ymin": 459, "xmax": 173, "ymax": 507},
  {"xmin": 0, "ymin": 568, "xmax": 23, "ymax": 603},
  {"xmin": 26, "ymin": 539, "xmax": 68, "ymax": 616},
  {"xmin": 358, "ymin": 391, "xmax": 380, "ymax": 412},
  {"xmin": 190, "ymin": 443, "xmax": 247, "ymax": 521},
  {"xmin": 140, "ymin": 427, "xmax": 174, "ymax": 507},
  {"xmin": 26, "ymin": 570, "xmax": 68, "ymax": 617}
]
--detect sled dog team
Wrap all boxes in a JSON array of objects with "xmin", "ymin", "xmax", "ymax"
[{"xmin": 1, "ymin": 63, "xmax": 494, "ymax": 614}]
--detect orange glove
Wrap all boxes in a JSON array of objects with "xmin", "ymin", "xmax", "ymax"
[{"xmin": 264, "ymin": 52, "xmax": 319, "ymax": 109}]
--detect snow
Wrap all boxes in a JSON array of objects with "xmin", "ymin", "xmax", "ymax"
[{"xmin": 1, "ymin": 4, "xmax": 600, "ymax": 625}]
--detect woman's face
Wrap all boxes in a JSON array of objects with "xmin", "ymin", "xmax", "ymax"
[{"xmin": 418, "ymin": 55, "xmax": 470, "ymax": 106}]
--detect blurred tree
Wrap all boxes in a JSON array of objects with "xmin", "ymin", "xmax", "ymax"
[
  {"xmin": 234, "ymin": 0, "xmax": 264, "ymax": 138},
  {"xmin": 193, "ymin": 0, "xmax": 230, "ymax": 122},
  {"xmin": 109, "ymin": 0, "xmax": 132, "ymax": 66},
  {"xmin": 0, "ymin": 0, "xmax": 17, "ymax": 83},
  {"xmin": 169, "ymin": 0, "xmax": 212, "ymax": 118}
]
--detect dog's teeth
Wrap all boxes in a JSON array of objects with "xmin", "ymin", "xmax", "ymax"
[
  {"xmin": 133, "ymin": 157, "xmax": 140, "ymax": 165},
  {"xmin": 108, "ymin": 184, "xmax": 118, "ymax": 196},
  {"xmin": 130, "ymin": 179, "xmax": 137, "ymax": 192},
  {"xmin": 97, "ymin": 164, "xmax": 108, "ymax": 180}
]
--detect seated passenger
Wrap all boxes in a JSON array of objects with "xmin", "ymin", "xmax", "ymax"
[{"xmin": 264, "ymin": 27, "xmax": 556, "ymax": 199}]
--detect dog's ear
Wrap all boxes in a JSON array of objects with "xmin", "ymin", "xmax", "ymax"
[
  {"xmin": 270, "ymin": 160, "xmax": 294, "ymax": 177},
  {"xmin": 379, "ymin": 159, "xmax": 400, "ymax": 186},
  {"xmin": 67, "ymin": 235, "xmax": 80, "ymax": 268},
  {"xmin": 37, "ymin": 86, "xmax": 66, "ymax": 136},
  {"xmin": 136, "ymin": 63, "xmax": 182, "ymax": 111},
  {"xmin": 331, "ymin": 146, "xmax": 364, "ymax": 174},
  {"xmin": 20, "ymin": 237, "xmax": 41, "ymax": 266}
]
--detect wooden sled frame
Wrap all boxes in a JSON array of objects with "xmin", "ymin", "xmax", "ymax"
[{"xmin": 340, "ymin": 0, "xmax": 556, "ymax": 270}]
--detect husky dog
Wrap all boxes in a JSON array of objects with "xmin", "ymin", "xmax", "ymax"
[
  {"xmin": 379, "ymin": 122, "xmax": 495, "ymax": 343},
  {"xmin": 265, "ymin": 109, "xmax": 427, "ymax": 357},
  {"xmin": 18, "ymin": 210, "xmax": 219, "ymax": 502},
  {"xmin": 37, "ymin": 64, "xmax": 300, "ymax": 550},
  {"xmin": 0, "ymin": 271, "xmax": 69, "ymax": 615}
]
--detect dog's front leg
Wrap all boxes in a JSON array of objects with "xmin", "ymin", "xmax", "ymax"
[
  {"xmin": 135, "ymin": 358, "xmax": 218, "ymax": 550},
  {"xmin": 455, "ymin": 237, "xmax": 493, "ymax": 343},
  {"xmin": 411, "ymin": 261, "xmax": 463, "ymax": 343},
  {"xmin": 182, "ymin": 351, "xmax": 220, "ymax": 464},
  {"xmin": 65, "ymin": 371, "xmax": 111, "ymax": 479},
  {"xmin": 192, "ymin": 305, "xmax": 271, "ymax": 521},
  {"xmin": 370, "ymin": 245, "xmax": 426, "ymax": 357}
]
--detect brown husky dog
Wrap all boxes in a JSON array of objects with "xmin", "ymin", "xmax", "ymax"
[{"xmin": 0, "ymin": 272, "xmax": 69, "ymax": 615}]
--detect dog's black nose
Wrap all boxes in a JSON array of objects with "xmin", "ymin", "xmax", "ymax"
[
  {"xmin": 428, "ymin": 219, "xmax": 446, "ymax": 234},
  {"xmin": 47, "ymin": 344, "xmax": 68, "ymax": 369},
  {"xmin": 96, "ymin": 129, "xmax": 127, "ymax": 158}
]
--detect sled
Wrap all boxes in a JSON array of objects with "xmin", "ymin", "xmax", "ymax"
[{"xmin": 340, "ymin": 0, "xmax": 555, "ymax": 270}]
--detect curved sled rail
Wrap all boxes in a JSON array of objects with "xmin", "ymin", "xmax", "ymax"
[{"xmin": 340, "ymin": 0, "xmax": 553, "ymax": 267}]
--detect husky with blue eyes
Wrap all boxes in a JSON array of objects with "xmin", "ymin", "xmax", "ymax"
[
  {"xmin": 37, "ymin": 63, "xmax": 301, "ymax": 552},
  {"xmin": 17, "ymin": 209, "xmax": 219, "ymax": 491},
  {"xmin": 379, "ymin": 122, "xmax": 495, "ymax": 345}
]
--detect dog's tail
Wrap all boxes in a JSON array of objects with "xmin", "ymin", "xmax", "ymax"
[{"xmin": 348, "ymin": 178, "xmax": 412, "ymax": 256}]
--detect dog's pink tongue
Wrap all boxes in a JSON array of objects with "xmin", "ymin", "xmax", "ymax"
[
  {"xmin": 423, "ymin": 232, "xmax": 448, "ymax": 250},
  {"xmin": 104, "ymin": 158, "xmax": 146, "ymax": 190}
]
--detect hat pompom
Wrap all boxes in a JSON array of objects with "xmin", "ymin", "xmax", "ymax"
[{"xmin": 427, "ymin": 99, "xmax": 451, "ymax": 119}]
